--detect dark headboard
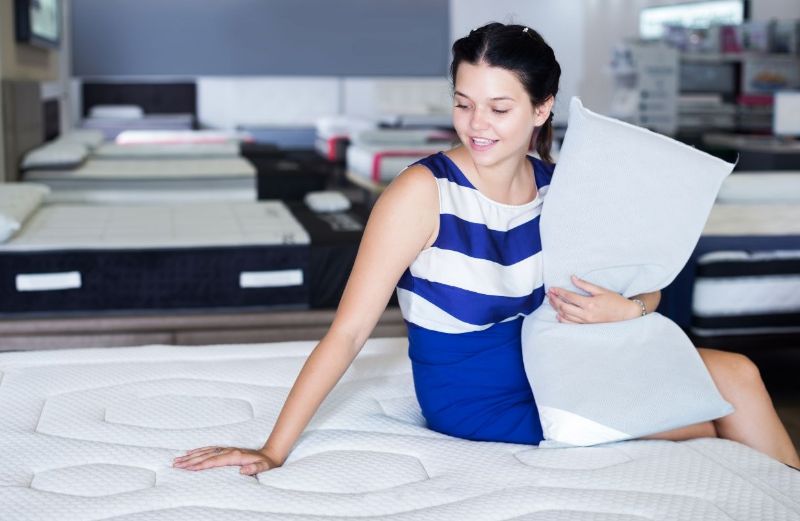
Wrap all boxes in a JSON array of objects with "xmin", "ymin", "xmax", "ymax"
[
  {"xmin": 43, "ymin": 98, "xmax": 60, "ymax": 142},
  {"xmin": 81, "ymin": 81, "xmax": 197, "ymax": 118},
  {"xmin": 1, "ymin": 80, "xmax": 44, "ymax": 182}
]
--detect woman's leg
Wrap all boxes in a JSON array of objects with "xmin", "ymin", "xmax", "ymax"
[{"xmin": 646, "ymin": 348, "xmax": 799, "ymax": 467}]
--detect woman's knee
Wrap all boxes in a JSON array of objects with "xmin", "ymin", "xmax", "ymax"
[{"xmin": 698, "ymin": 348, "xmax": 763, "ymax": 391}]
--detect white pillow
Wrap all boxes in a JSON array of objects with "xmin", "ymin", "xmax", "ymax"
[
  {"xmin": 21, "ymin": 143, "xmax": 89, "ymax": 171},
  {"xmin": 88, "ymin": 104, "xmax": 144, "ymax": 119},
  {"xmin": 304, "ymin": 191, "xmax": 351, "ymax": 213},
  {"xmin": 0, "ymin": 184, "xmax": 50, "ymax": 242},
  {"xmin": 521, "ymin": 98, "xmax": 735, "ymax": 447},
  {"xmin": 56, "ymin": 129, "xmax": 105, "ymax": 149}
]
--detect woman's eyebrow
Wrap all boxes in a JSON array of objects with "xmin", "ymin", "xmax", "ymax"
[{"xmin": 454, "ymin": 91, "xmax": 515, "ymax": 102}]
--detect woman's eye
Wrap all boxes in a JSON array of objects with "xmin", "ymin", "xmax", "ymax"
[
  {"xmin": 493, "ymin": 109, "xmax": 510, "ymax": 114},
  {"xmin": 454, "ymin": 104, "xmax": 469, "ymax": 109}
]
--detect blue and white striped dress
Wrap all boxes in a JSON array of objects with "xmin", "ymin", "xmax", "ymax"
[{"xmin": 397, "ymin": 151, "xmax": 553, "ymax": 444}]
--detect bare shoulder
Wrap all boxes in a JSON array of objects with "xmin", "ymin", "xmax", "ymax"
[
  {"xmin": 364, "ymin": 163, "xmax": 439, "ymax": 245},
  {"xmin": 372, "ymin": 164, "xmax": 438, "ymax": 214},
  {"xmin": 386, "ymin": 163, "xmax": 437, "ymax": 198}
]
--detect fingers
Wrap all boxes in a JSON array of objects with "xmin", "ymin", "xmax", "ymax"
[
  {"xmin": 173, "ymin": 447, "xmax": 271, "ymax": 472},
  {"xmin": 549, "ymin": 287, "xmax": 589, "ymax": 307},
  {"xmin": 173, "ymin": 447, "xmax": 227, "ymax": 469},
  {"xmin": 173, "ymin": 447, "xmax": 223, "ymax": 466},
  {"xmin": 548, "ymin": 290, "xmax": 587, "ymax": 323},
  {"xmin": 240, "ymin": 460, "xmax": 273, "ymax": 476},
  {"xmin": 570, "ymin": 275, "xmax": 608, "ymax": 295},
  {"xmin": 184, "ymin": 446, "xmax": 217, "ymax": 455}
]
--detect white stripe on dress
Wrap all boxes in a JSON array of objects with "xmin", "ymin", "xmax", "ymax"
[
  {"xmin": 436, "ymin": 178, "xmax": 547, "ymax": 232},
  {"xmin": 410, "ymin": 247, "xmax": 544, "ymax": 298},
  {"xmin": 397, "ymin": 288, "xmax": 494, "ymax": 333}
]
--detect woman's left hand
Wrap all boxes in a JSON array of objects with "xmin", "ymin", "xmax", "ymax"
[{"xmin": 548, "ymin": 275, "xmax": 640, "ymax": 324}]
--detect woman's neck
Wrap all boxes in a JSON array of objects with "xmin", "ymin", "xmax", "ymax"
[{"xmin": 453, "ymin": 146, "xmax": 536, "ymax": 205}]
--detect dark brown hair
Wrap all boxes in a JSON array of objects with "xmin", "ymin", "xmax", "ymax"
[{"xmin": 450, "ymin": 23, "xmax": 561, "ymax": 163}]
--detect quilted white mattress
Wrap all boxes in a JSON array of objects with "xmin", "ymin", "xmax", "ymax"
[
  {"xmin": 0, "ymin": 338, "xmax": 797, "ymax": 520},
  {"xmin": 0, "ymin": 201, "xmax": 309, "ymax": 251}
]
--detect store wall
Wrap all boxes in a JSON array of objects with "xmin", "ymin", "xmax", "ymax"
[
  {"xmin": 0, "ymin": 0, "xmax": 60, "ymax": 81},
  {"xmin": 71, "ymin": 0, "xmax": 450, "ymax": 77},
  {"xmin": 0, "ymin": 0, "xmax": 64, "ymax": 181}
]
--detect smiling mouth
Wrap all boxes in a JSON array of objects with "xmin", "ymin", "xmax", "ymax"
[{"xmin": 470, "ymin": 137, "xmax": 498, "ymax": 150}]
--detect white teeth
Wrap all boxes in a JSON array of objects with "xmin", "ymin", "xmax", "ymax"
[{"xmin": 473, "ymin": 138, "xmax": 494, "ymax": 145}]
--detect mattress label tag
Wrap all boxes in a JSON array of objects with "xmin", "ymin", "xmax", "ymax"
[
  {"xmin": 16, "ymin": 271, "xmax": 82, "ymax": 292},
  {"xmin": 240, "ymin": 270, "xmax": 303, "ymax": 288}
]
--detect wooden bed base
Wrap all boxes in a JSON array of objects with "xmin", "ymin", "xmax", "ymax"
[{"xmin": 0, "ymin": 307, "xmax": 406, "ymax": 351}]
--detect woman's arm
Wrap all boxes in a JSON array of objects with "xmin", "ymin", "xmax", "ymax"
[
  {"xmin": 173, "ymin": 165, "xmax": 438, "ymax": 474},
  {"xmin": 548, "ymin": 275, "xmax": 660, "ymax": 324}
]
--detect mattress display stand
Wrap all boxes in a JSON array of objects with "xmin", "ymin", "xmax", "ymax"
[{"xmin": 0, "ymin": 307, "xmax": 405, "ymax": 351}]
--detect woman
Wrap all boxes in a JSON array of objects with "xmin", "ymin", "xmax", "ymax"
[{"xmin": 174, "ymin": 23, "xmax": 799, "ymax": 473}]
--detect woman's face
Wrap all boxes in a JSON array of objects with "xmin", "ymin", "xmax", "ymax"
[{"xmin": 452, "ymin": 61, "xmax": 551, "ymax": 167}]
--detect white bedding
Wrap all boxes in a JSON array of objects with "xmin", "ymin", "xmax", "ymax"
[
  {"xmin": 94, "ymin": 142, "xmax": 241, "ymax": 159},
  {"xmin": 0, "ymin": 338, "xmax": 797, "ymax": 520},
  {"xmin": 116, "ymin": 130, "xmax": 252, "ymax": 145},
  {"xmin": 81, "ymin": 114, "xmax": 194, "ymax": 140},
  {"xmin": 0, "ymin": 201, "xmax": 310, "ymax": 251}
]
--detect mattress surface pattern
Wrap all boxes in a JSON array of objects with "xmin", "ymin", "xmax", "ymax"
[
  {"xmin": 2, "ymin": 201, "xmax": 310, "ymax": 250},
  {"xmin": 0, "ymin": 338, "xmax": 797, "ymax": 520}
]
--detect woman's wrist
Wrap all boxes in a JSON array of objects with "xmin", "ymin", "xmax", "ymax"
[
  {"xmin": 629, "ymin": 297, "xmax": 647, "ymax": 318},
  {"xmin": 259, "ymin": 445, "xmax": 285, "ymax": 467}
]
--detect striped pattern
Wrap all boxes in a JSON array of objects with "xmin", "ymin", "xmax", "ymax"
[{"xmin": 398, "ymin": 152, "xmax": 553, "ymax": 333}]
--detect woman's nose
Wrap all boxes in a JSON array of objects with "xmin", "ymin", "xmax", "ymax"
[{"xmin": 470, "ymin": 108, "xmax": 489, "ymax": 130}]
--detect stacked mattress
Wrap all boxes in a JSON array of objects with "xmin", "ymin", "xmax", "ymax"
[
  {"xmin": 314, "ymin": 116, "xmax": 376, "ymax": 163},
  {"xmin": 81, "ymin": 114, "xmax": 194, "ymax": 141},
  {"xmin": 0, "ymin": 337, "xmax": 797, "ymax": 520},
  {"xmin": 690, "ymin": 203, "xmax": 800, "ymax": 342},
  {"xmin": 659, "ymin": 172, "xmax": 800, "ymax": 346},
  {"xmin": 0, "ymin": 201, "xmax": 310, "ymax": 314},
  {"xmin": 94, "ymin": 142, "xmax": 241, "ymax": 160},
  {"xmin": 346, "ymin": 129, "xmax": 455, "ymax": 184},
  {"xmin": 21, "ymin": 129, "xmax": 259, "ymax": 203},
  {"xmin": 25, "ymin": 158, "xmax": 256, "ymax": 193}
]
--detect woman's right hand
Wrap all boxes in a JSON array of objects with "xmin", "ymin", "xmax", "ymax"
[{"xmin": 172, "ymin": 445, "xmax": 281, "ymax": 475}]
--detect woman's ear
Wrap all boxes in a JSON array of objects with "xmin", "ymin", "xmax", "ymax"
[{"xmin": 533, "ymin": 96, "xmax": 555, "ymax": 127}]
